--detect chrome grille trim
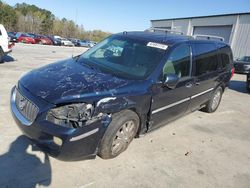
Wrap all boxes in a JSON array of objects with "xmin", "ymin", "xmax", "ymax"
[{"xmin": 14, "ymin": 88, "xmax": 39, "ymax": 123}]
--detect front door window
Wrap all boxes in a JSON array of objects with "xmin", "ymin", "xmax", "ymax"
[{"xmin": 163, "ymin": 45, "xmax": 191, "ymax": 79}]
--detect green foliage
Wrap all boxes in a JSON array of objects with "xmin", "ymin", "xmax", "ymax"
[
  {"xmin": 0, "ymin": 1, "xmax": 17, "ymax": 31},
  {"xmin": 0, "ymin": 1, "xmax": 111, "ymax": 41}
]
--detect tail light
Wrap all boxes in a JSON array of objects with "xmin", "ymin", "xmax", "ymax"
[
  {"xmin": 8, "ymin": 42, "xmax": 15, "ymax": 49},
  {"xmin": 231, "ymin": 67, "xmax": 235, "ymax": 79}
]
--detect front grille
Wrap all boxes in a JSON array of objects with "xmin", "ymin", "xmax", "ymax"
[{"xmin": 15, "ymin": 89, "xmax": 39, "ymax": 122}]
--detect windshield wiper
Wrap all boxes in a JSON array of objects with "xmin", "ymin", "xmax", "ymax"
[
  {"xmin": 73, "ymin": 54, "xmax": 81, "ymax": 62},
  {"xmin": 83, "ymin": 61, "xmax": 101, "ymax": 73}
]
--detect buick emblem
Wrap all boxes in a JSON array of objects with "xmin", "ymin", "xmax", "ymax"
[{"xmin": 19, "ymin": 96, "xmax": 27, "ymax": 111}]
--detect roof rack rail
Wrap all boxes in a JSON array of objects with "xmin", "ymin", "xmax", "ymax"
[
  {"xmin": 145, "ymin": 27, "xmax": 184, "ymax": 35},
  {"xmin": 193, "ymin": 34, "xmax": 224, "ymax": 41}
]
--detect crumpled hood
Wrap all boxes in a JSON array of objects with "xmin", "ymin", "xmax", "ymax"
[{"xmin": 19, "ymin": 59, "xmax": 131, "ymax": 104}]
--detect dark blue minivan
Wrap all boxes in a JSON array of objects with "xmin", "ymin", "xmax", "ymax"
[{"xmin": 11, "ymin": 30, "xmax": 234, "ymax": 160}]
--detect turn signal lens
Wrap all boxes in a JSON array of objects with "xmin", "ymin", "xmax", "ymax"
[
  {"xmin": 231, "ymin": 67, "xmax": 235, "ymax": 79},
  {"xmin": 53, "ymin": 136, "xmax": 63, "ymax": 146}
]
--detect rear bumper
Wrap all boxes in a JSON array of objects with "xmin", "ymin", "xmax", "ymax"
[{"xmin": 10, "ymin": 86, "xmax": 111, "ymax": 161}]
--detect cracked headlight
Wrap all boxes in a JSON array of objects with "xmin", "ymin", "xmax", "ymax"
[{"xmin": 47, "ymin": 103, "xmax": 94, "ymax": 128}]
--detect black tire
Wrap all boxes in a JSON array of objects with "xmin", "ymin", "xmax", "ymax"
[
  {"xmin": 202, "ymin": 87, "xmax": 223, "ymax": 113},
  {"xmin": 0, "ymin": 47, "xmax": 4, "ymax": 63},
  {"xmin": 246, "ymin": 75, "xmax": 250, "ymax": 93},
  {"xmin": 98, "ymin": 110, "xmax": 139, "ymax": 159}
]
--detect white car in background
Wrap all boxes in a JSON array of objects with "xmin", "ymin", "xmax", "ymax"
[
  {"xmin": 0, "ymin": 24, "xmax": 13, "ymax": 62},
  {"xmin": 60, "ymin": 38, "xmax": 74, "ymax": 47},
  {"xmin": 54, "ymin": 36, "xmax": 74, "ymax": 47}
]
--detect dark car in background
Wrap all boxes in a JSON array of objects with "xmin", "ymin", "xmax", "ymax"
[
  {"xmin": 234, "ymin": 56, "xmax": 250, "ymax": 92},
  {"xmin": 69, "ymin": 38, "xmax": 81, "ymax": 47},
  {"xmin": 11, "ymin": 30, "xmax": 234, "ymax": 161},
  {"xmin": 47, "ymin": 36, "xmax": 62, "ymax": 46},
  {"xmin": 234, "ymin": 56, "xmax": 250, "ymax": 74},
  {"xmin": 7, "ymin": 32, "xmax": 17, "ymax": 42}
]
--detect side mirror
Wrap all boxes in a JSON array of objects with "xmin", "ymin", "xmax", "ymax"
[{"xmin": 164, "ymin": 73, "xmax": 179, "ymax": 89}]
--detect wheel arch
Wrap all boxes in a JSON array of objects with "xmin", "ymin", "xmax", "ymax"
[{"xmin": 215, "ymin": 83, "xmax": 225, "ymax": 93}]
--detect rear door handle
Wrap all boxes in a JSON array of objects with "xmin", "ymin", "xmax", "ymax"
[{"xmin": 194, "ymin": 79, "xmax": 201, "ymax": 85}]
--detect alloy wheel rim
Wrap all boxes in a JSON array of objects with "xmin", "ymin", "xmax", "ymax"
[
  {"xmin": 111, "ymin": 120, "xmax": 136, "ymax": 155},
  {"xmin": 211, "ymin": 90, "xmax": 221, "ymax": 110}
]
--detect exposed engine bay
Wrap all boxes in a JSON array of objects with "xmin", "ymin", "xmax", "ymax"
[{"xmin": 46, "ymin": 103, "xmax": 102, "ymax": 128}]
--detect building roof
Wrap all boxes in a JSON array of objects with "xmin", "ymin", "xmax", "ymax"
[{"xmin": 151, "ymin": 12, "xmax": 250, "ymax": 22}]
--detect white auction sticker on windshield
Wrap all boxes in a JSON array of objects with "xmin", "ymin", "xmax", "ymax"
[{"xmin": 147, "ymin": 42, "xmax": 168, "ymax": 50}]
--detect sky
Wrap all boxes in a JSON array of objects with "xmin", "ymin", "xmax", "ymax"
[{"xmin": 5, "ymin": 0, "xmax": 250, "ymax": 33}]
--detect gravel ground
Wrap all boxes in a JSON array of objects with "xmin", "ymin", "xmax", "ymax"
[{"xmin": 0, "ymin": 43, "xmax": 250, "ymax": 188}]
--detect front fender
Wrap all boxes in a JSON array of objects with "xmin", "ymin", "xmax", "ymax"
[
  {"xmin": 95, "ymin": 97, "xmax": 136, "ymax": 114},
  {"xmin": 94, "ymin": 95, "xmax": 152, "ymax": 135}
]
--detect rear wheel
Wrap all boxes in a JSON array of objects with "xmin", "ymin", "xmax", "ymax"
[
  {"xmin": 98, "ymin": 110, "xmax": 139, "ymax": 159},
  {"xmin": 202, "ymin": 87, "xmax": 223, "ymax": 113},
  {"xmin": 246, "ymin": 75, "xmax": 250, "ymax": 92}
]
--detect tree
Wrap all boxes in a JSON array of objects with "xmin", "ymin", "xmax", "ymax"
[
  {"xmin": 0, "ymin": 1, "xmax": 111, "ymax": 41},
  {"xmin": 0, "ymin": 1, "xmax": 17, "ymax": 31}
]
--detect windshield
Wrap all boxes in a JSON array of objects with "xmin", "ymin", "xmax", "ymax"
[
  {"xmin": 238, "ymin": 56, "xmax": 250, "ymax": 62},
  {"xmin": 79, "ymin": 35, "xmax": 166, "ymax": 80}
]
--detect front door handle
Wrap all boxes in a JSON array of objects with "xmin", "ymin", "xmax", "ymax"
[
  {"xmin": 194, "ymin": 79, "xmax": 201, "ymax": 85},
  {"xmin": 185, "ymin": 83, "xmax": 193, "ymax": 88}
]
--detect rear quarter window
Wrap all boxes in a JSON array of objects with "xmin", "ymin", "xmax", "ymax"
[
  {"xmin": 194, "ymin": 43, "xmax": 219, "ymax": 76},
  {"xmin": 221, "ymin": 53, "xmax": 230, "ymax": 67},
  {"xmin": 218, "ymin": 44, "xmax": 233, "ymax": 68}
]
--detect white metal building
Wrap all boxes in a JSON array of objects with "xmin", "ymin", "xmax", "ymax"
[{"xmin": 151, "ymin": 13, "xmax": 250, "ymax": 58}]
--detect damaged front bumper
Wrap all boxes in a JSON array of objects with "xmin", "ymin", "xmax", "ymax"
[{"xmin": 10, "ymin": 86, "xmax": 111, "ymax": 161}]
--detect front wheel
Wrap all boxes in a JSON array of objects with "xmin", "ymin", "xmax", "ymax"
[
  {"xmin": 98, "ymin": 110, "xmax": 139, "ymax": 159},
  {"xmin": 202, "ymin": 87, "xmax": 223, "ymax": 113}
]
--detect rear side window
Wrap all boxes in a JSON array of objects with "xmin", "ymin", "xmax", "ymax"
[
  {"xmin": 218, "ymin": 44, "xmax": 232, "ymax": 68},
  {"xmin": 194, "ymin": 43, "xmax": 219, "ymax": 76},
  {"xmin": 221, "ymin": 54, "xmax": 230, "ymax": 67}
]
